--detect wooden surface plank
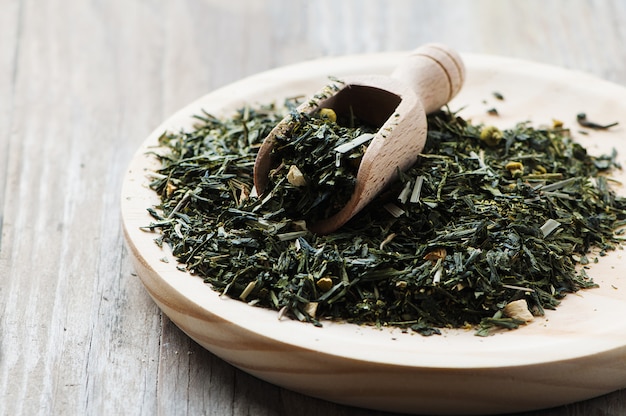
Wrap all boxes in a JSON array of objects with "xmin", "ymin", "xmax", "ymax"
[
  {"xmin": 1, "ymin": 0, "xmax": 626, "ymax": 415},
  {"xmin": 0, "ymin": 0, "xmax": 19, "ymax": 243}
]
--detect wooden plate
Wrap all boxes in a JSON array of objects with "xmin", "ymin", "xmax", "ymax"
[{"xmin": 121, "ymin": 52, "xmax": 626, "ymax": 415}]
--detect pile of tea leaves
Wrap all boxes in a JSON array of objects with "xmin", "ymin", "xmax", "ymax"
[
  {"xmin": 145, "ymin": 99, "xmax": 626, "ymax": 336},
  {"xmin": 259, "ymin": 106, "xmax": 378, "ymax": 223}
]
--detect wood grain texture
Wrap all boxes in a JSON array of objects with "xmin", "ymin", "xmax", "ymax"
[{"xmin": 2, "ymin": 0, "xmax": 626, "ymax": 415}]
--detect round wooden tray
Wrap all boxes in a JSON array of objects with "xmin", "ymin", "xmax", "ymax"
[{"xmin": 121, "ymin": 52, "xmax": 626, "ymax": 415}]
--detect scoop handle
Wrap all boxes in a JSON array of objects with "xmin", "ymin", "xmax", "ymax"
[{"xmin": 390, "ymin": 43, "xmax": 465, "ymax": 114}]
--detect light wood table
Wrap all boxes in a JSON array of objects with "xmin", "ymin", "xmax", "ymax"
[{"xmin": 2, "ymin": 1, "xmax": 625, "ymax": 415}]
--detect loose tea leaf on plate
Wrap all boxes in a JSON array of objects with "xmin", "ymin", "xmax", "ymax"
[{"xmin": 144, "ymin": 98, "xmax": 626, "ymax": 336}]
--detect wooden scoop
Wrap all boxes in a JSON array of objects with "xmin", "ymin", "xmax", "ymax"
[{"xmin": 253, "ymin": 43, "xmax": 465, "ymax": 234}]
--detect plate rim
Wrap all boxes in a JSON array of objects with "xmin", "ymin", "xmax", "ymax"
[{"xmin": 121, "ymin": 51, "xmax": 626, "ymax": 370}]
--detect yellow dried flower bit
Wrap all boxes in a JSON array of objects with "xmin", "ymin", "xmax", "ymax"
[
  {"xmin": 318, "ymin": 108, "xmax": 337, "ymax": 122},
  {"xmin": 505, "ymin": 161, "xmax": 524, "ymax": 178},
  {"xmin": 166, "ymin": 181, "xmax": 177, "ymax": 198},
  {"xmin": 316, "ymin": 276, "xmax": 333, "ymax": 292},
  {"xmin": 505, "ymin": 161, "xmax": 523, "ymax": 171},
  {"xmin": 395, "ymin": 280, "xmax": 408, "ymax": 289},
  {"xmin": 479, "ymin": 125, "xmax": 503, "ymax": 147}
]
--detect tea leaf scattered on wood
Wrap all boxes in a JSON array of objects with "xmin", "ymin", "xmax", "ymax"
[
  {"xmin": 576, "ymin": 112, "xmax": 619, "ymax": 130},
  {"xmin": 144, "ymin": 98, "xmax": 626, "ymax": 336}
]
